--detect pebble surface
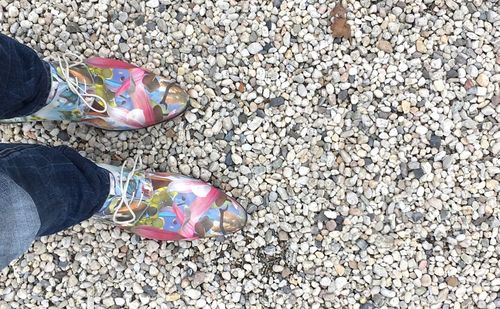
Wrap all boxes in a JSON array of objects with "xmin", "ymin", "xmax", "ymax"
[{"xmin": 0, "ymin": 0, "xmax": 499, "ymax": 308}]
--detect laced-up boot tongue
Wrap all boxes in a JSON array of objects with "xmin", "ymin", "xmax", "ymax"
[
  {"xmin": 53, "ymin": 53, "xmax": 109, "ymax": 113},
  {"xmin": 94, "ymin": 159, "xmax": 153, "ymax": 226}
]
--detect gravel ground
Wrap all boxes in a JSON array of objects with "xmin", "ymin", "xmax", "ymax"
[{"xmin": 1, "ymin": 0, "xmax": 499, "ymax": 308}]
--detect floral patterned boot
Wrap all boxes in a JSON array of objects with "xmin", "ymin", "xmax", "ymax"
[
  {"xmin": 2, "ymin": 54, "xmax": 189, "ymax": 130},
  {"xmin": 94, "ymin": 159, "xmax": 247, "ymax": 240}
]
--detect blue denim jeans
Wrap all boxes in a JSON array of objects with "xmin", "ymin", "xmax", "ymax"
[
  {"xmin": 0, "ymin": 33, "xmax": 52, "ymax": 118},
  {"xmin": 0, "ymin": 34, "xmax": 110, "ymax": 269},
  {"xmin": 0, "ymin": 173, "xmax": 40, "ymax": 270}
]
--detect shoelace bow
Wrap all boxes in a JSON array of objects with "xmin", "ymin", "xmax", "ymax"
[
  {"xmin": 53, "ymin": 52, "xmax": 108, "ymax": 113},
  {"xmin": 113, "ymin": 156, "xmax": 145, "ymax": 225}
]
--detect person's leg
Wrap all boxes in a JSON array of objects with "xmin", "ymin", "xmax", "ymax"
[
  {"xmin": 0, "ymin": 143, "xmax": 246, "ymax": 246},
  {"xmin": 0, "ymin": 33, "xmax": 51, "ymax": 118},
  {"xmin": 0, "ymin": 173, "xmax": 40, "ymax": 270},
  {"xmin": 0, "ymin": 33, "xmax": 189, "ymax": 130},
  {"xmin": 0, "ymin": 144, "xmax": 110, "ymax": 236}
]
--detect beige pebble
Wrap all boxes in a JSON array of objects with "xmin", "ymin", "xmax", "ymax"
[
  {"xmin": 421, "ymin": 274, "xmax": 432, "ymax": 287},
  {"xmin": 476, "ymin": 73, "xmax": 489, "ymax": 87},
  {"xmin": 416, "ymin": 39, "xmax": 427, "ymax": 53},
  {"xmin": 377, "ymin": 39, "xmax": 393, "ymax": 53},
  {"xmin": 177, "ymin": 66, "xmax": 186, "ymax": 76},
  {"xmin": 349, "ymin": 208, "xmax": 362, "ymax": 216},
  {"xmin": 166, "ymin": 293, "xmax": 181, "ymax": 301},
  {"xmin": 401, "ymin": 100, "xmax": 411, "ymax": 113},
  {"xmin": 348, "ymin": 260, "xmax": 358, "ymax": 269},
  {"xmin": 485, "ymin": 179, "xmax": 498, "ymax": 190},
  {"xmin": 446, "ymin": 276, "xmax": 459, "ymax": 287},
  {"xmin": 335, "ymin": 264, "xmax": 346, "ymax": 276}
]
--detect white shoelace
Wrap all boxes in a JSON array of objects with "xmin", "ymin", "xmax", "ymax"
[
  {"xmin": 54, "ymin": 52, "xmax": 108, "ymax": 113},
  {"xmin": 112, "ymin": 156, "xmax": 144, "ymax": 225}
]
